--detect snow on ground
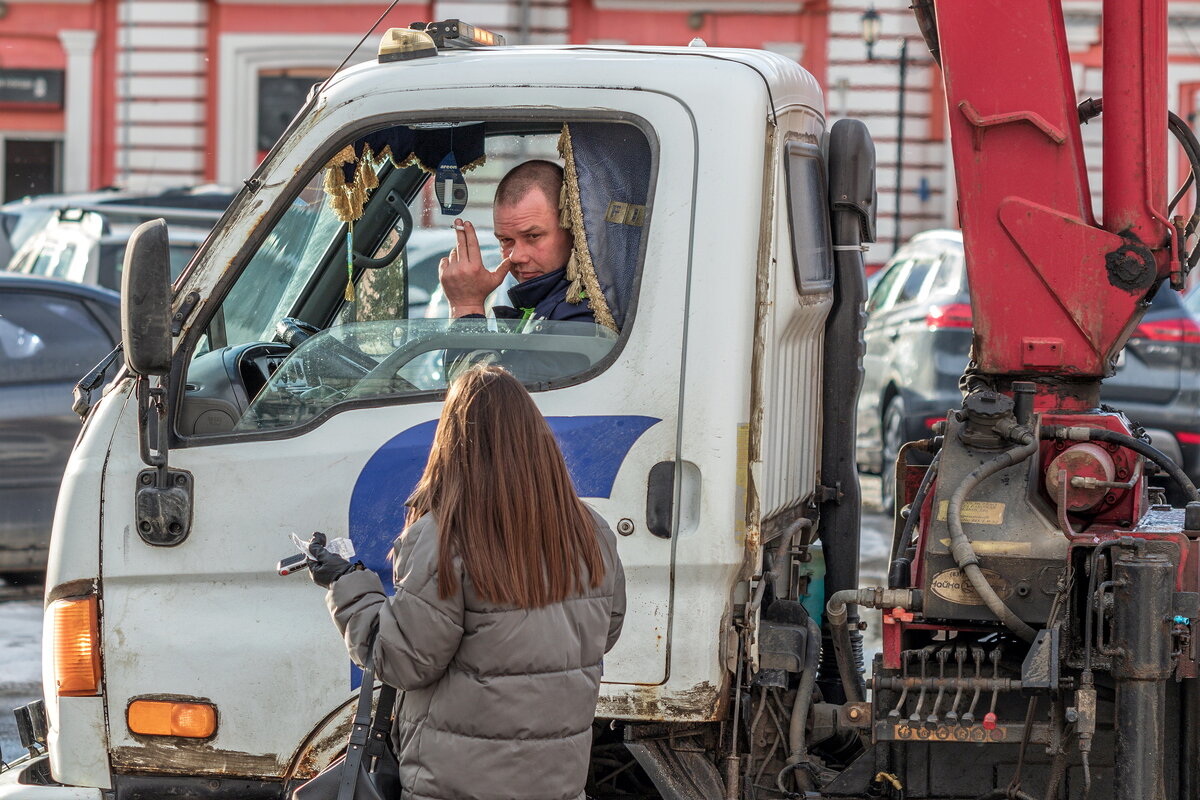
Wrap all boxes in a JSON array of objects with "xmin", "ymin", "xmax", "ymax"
[
  {"xmin": 0, "ymin": 599, "xmax": 41, "ymax": 691},
  {"xmin": 0, "ymin": 592, "xmax": 42, "ymax": 764}
]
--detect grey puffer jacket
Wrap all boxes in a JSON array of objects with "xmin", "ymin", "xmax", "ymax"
[{"xmin": 327, "ymin": 508, "xmax": 625, "ymax": 800}]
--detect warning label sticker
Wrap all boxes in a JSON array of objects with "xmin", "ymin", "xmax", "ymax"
[{"xmin": 936, "ymin": 500, "xmax": 1005, "ymax": 525}]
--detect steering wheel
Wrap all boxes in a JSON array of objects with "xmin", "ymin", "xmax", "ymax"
[
  {"xmin": 274, "ymin": 317, "xmax": 322, "ymax": 349},
  {"xmin": 347, "ymin": 329, "xmax": 614, "ymax": 398}
]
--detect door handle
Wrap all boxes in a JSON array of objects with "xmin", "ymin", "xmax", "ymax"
[{"xmin": 646, "ymin": 461, "xmax": 675, "ymax": 539}]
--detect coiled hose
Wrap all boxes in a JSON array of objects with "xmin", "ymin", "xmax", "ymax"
[{"xmin": 946, "ymin": 439, "xmax": 1040, "ymax": 643}]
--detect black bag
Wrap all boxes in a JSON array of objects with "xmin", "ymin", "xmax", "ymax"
[{"xmin": 293, "ymin": 659, "xmax": 400, "ymax": 800}]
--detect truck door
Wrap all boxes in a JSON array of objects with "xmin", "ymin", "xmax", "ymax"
[{"xmin": 97, "ymin": 104, "xmax": 694, "ymax": 775}]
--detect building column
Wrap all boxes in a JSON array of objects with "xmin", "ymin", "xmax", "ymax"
[{"xmin": 58, "ymin": 30, "xmax": 98, "ymax": 193}]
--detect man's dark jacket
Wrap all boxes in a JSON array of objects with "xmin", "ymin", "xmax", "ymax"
[{"xmin": 490, "ymin": 266, "xmax": 596, "ymax": 324}]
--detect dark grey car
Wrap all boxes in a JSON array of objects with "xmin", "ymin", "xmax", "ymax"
[
  {"xmin": 0, "ymin": 274, "xmax": 120, "ymax": 581},
  {"xmin": 857, "ymin": 229, "xmax": 1200, "ymax": 511}
]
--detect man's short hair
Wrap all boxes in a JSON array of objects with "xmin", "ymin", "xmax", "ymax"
[{"xmin": 494, "ymin": 160, "xmax": 563, "ymax": 209}]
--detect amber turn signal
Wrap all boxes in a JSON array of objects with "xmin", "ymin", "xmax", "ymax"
[
  {"xmin": 50, "ymin": 596, "xmax": 101, "ymax": 697},
  {"xmin": 128, "ymin": 700, "xmax": 217, "ymax": 738}
]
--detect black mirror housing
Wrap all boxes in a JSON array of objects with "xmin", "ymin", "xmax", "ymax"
[{"xmin": 121, "ymin": 219, "xmax": 173, "ymax": 376}]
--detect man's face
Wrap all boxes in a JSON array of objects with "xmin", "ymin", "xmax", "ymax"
[{"xmin": 493, "ymin": 189, "xmax": 573, "ymax": 284}]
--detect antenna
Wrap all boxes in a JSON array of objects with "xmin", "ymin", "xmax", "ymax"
[{"xmin": 316, "ymin": 0, "xmax": 405, "ymax": 97}]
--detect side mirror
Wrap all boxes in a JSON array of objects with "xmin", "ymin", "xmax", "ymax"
[{"xmin": 121, "ymin": 219, "xmax": 173, "ymax": 376}]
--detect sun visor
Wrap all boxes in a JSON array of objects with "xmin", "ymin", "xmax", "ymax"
[{"xmin": 324, "ymin": 124, "xmax": 486, "ymax": 223}]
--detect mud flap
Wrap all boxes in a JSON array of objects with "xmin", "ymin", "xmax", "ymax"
[{"xmin": 624, "ymin": 738, "xmax": 724, "ymax": 800}]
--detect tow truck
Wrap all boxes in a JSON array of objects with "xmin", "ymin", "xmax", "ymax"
[{"xmin": 1, "ymin": 2, "xmax": 1197, "ymax": 798}]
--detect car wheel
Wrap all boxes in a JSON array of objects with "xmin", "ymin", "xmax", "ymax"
[{"xmin": 880, "ymin": 397, "xmax": 906, "ymax": 516}]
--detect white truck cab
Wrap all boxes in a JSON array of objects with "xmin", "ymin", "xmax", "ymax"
[{"xmin": 2, "ymin": 25, "xmax": 875, "ymax": 800}]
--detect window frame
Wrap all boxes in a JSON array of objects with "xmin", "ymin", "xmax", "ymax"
[{"xmin": 169, "ymin": 109, "xmax": 660, "ymax": 449}]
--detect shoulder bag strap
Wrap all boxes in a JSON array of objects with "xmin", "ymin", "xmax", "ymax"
[{"xmin": 336, "ymin": 659, "xmax": 380, "ymax": 800}]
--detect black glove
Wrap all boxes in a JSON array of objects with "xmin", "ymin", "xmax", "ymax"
[{"xmin": 305, "ymin": 531, "xmax": 361, "ymax": 589}]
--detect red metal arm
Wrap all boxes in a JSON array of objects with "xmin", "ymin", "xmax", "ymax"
[{"xmin": 934, "ymin": 0, "xmax": 1173, "ymax": 398}]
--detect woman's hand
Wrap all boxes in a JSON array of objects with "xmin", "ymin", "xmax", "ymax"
[
  {"xmin": 305, "ymin": 531, "xmax": 360, "ymax": 589},
  {"xmin": 439, "ymin": 219, "xmax": 511, "ymax": 318}
]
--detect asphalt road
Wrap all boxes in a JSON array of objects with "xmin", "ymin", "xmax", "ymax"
[{"xmin": 0, "ymin": 479, "xmax": 894, "ymax": 766}]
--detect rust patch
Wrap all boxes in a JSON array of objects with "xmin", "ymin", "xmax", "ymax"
[
  {"xmin": 285, "ymin": 692, "xmax": 361, "ymax": 781},
  {"xmin": 45, "ymin": 578, "xmax": 97, "ymax": 606},
  {"xmin": 111, "ymin": 743, "xmax": 284, "ymax": 777},
  {"xmin": 290, "ymin": 713, "xmax": 354, "ymax": 780},
  {"xmin": 597, "ymin": 681, "xmax": 722, "ymax": 722}
]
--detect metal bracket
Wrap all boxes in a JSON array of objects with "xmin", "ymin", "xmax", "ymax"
[
  {"xmin": 170, "ymin": 291, "xmax": 201, "ymax": 336},
  {"xmin": 1020, "ymin": 628, "xmax": 1060, "ymax": 691},
  {"xmin": 135, "ymin": 468, "xmax": 193, "ymax": 547},
  {"xmin": 959, "ymin": 99, "xmax": 1066, "ymax": 151}
]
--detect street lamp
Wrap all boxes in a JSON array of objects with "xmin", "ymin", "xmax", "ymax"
[
  {"xmin": 861, "ymin": 7, "xmax": 881, "ymax": 61},
  {"xmin": 860, "ymin": 7, "xmax": 910, "ymax": 256}
]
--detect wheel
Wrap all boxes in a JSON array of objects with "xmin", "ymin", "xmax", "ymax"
[{"xmin": 880, "ymin": 396, "xmax": 906, "ymax": 516}]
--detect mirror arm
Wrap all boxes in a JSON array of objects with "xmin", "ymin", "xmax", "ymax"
[
  {"xmin": 134, "ymin": 375, "xmax": 193, "ymax": 547},
  {"xmin": 135, "ymin": 377, "xmax": 169, "ymax": 480}
]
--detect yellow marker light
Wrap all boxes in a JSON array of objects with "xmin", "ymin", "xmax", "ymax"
[
  {"xmin": 378, "ymin": 28, "xmax": 438, "ymax": 63},
  {"xmin": 128, "ymin": 700, "xmax": 217, "ymax": 738},
  {"xmin": 50, "ymin": 596, "xmax": 101, "ymax": 697}
]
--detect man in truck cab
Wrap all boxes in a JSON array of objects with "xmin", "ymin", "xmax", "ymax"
[{"xmin": 439, "ymin": 160, "xmax": 598, "ymax": 326}]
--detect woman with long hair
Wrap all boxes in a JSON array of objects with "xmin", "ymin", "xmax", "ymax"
[{"xmin": 308, "ymin": 365, "xmax": 625, "ymax": 800}]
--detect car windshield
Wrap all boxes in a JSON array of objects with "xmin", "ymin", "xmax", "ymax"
[
  {"xmin": 237, "ymin": 318, "xmax": 618, "ymax": 431},
  {"xmin": 98, "ymin": 241, "xmax": 200, "ymax": 290}
]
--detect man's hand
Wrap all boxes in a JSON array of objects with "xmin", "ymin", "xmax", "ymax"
[{"xmin": 439, "ymin": 219, "xmax": 511, "ymax": 318}]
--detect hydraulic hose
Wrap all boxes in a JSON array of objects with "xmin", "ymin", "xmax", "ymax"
[
  {"xmin": 1079, "ymin": 99, "xmax": 1200, "ymax": 276},
  {"xmin": 1042, "ymin": 425, "xmax": 1200, "ymax": 502},
  {"xmin": 787, "ymin": 616, "xmax": 823, "ymax": 765},
  {"xmin": 889, "ymin": 449, "xmax": 942, "ymax": 588},
  {"xmin": 977, "ymin": 791, "xmax": 1037, "ymax": 800},
  {"xmin": 826, "ymin": 587, "xmax": 923, "ymax": 703},
  {"xmin": 947, "ymin": 440, "xmax": 1040, "ymax": 642}
]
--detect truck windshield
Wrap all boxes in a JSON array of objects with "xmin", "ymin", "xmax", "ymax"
[
  {"xmin": 181, "ymin": 120, "xmax": 653, "ymax": 438},
  {"xmin": 238, "ymin": 318, "xmax": 618, "ymax": 430},
  {"xmin": 218, "ymin": 180, "xmax": 344, "ymax": 346}
]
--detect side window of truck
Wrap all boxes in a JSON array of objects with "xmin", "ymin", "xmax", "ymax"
[
  {"xmin": 181, "ymin": 119, "xmax": 652, "ymax": 439},
  {"xmin": 785, "ymin": 141, "xmax": 833, "ymax": 294}
]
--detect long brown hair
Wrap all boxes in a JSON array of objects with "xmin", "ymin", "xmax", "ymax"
[{"xmin": 405, "ymin": 365, "xmax": 605, "ymax": 607}]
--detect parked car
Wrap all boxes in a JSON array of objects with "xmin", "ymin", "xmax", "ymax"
[
  {"xmin": 1, "ymin": 184, "xmax": 233, "ymax": 271},
  {"xmin": 7, "ymin": 206, "xmax": 217, "ymax": 291},
  {"xmin": 857, "ymin": 229, "xmax": 1200, "ymax": 511},
  {"xmin": 0, "ymin": 274, "xmax": 122, "ymax": 582}
]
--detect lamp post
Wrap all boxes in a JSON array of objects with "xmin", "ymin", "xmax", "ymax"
[
  {"xmin": 861, "ymin": 7, "xmax": 881, "ymax": 61},
  {"xmin": 861, "ymin": 7, "xmax": 909, "ymax": 256}
]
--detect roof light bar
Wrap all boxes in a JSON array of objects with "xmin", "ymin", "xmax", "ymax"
[
  {"xmin": 378, "ymin": 28, "xmax": 437, "ymax": 62},
  {"xmin": 413, "ymin": 19, "xmax": 506, "ymax": 50}
]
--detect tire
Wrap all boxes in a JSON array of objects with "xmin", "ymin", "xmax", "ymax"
[{"xmin": 880, "ymin": 396, "xmax": 906, "ymax": 516}]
